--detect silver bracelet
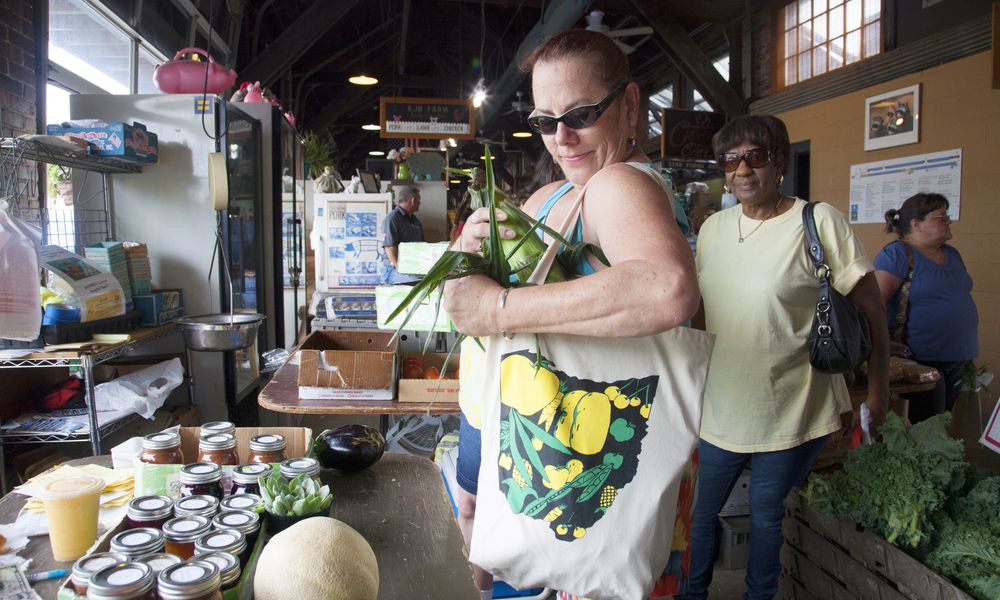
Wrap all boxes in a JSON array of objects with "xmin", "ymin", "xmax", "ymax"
[{"xmin": 497, "ymin": 288, "xmax": 514, "ymax": 340}]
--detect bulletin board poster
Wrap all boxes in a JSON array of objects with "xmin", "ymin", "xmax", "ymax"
[
  {"xmin": 848, "ymin": 149, "xmax": 962, "ymax": 224},
  {"xmin": 325, "ymin": 202, "xmax": 386, "ymax": 287}
]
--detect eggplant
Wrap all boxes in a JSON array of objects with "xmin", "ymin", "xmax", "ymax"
[{"xmin": 314, "ymin": 425, "xmax": 386, "ymax": 472}]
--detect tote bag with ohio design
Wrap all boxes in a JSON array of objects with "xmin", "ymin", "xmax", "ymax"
[{"xmin": 468, "ymin": 163, "xmax": 715, "ymax": 600}]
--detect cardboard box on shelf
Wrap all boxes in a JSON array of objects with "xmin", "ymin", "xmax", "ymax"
[
  {"xmin": 398, "ymin": 353, "xmax": 460, "ymax": 404},
  {"xmin": 375, "ymin": 285, "xmax": 455, "ymax": 332},
  {"xmin": 397, "ymin": 242, "xmax": 451, "ymax": 275},
  {"xmin": 119, "ymin": 426, "xmax": 312, "ymax": 497},
  {"xmin": 132, "ymin": 289, "xmax": 184, "ymax": 326},
  {"xmin": 45, "ymin": 121, "xmax": 158, "ymax": 163},
  {"xmin": 296, "ymin": 330, "xmax": 398, "ymax": 400}
]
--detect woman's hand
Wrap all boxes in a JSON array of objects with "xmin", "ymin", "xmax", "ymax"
[
  {"xmin": 848, "ymin": 273, "xmax": 890, "ymax": 435},
  {"xmin": 456, "ymin": 207, "xmax": 516, "ymax": 253},
  {"xmin": 443, "ymin": 275, "xmax": 504, "ymax": 337}
]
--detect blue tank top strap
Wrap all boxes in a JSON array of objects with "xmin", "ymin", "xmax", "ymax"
[{"xmin": 536, "ymin": 182, "xmax": 574, "ymax": 223}]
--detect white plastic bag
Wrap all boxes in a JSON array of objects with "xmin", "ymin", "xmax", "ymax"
[
  {"xmin": 94, "ymin": 358, "xmax": 184, "ymax": 419},
  {"xmin": 0, "ymin": 198, "xmax": 43, "ymax": 341}
]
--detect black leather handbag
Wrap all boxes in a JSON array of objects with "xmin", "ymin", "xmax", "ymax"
[{"xmin": 802, "ymin": 202, "xmax": 872, "ymax": 373}]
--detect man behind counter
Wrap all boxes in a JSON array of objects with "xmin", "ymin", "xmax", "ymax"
[{"xmin": 379, "ymin": 186, "xmax": 425, "ymax": 284}]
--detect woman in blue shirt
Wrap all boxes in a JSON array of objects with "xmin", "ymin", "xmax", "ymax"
[{"xmin": 874, "ymin": 192, "xmax": 979, "ymax": 422}]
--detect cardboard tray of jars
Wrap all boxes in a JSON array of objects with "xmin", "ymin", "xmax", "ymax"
[
  {"xmin": 57, "ymin": 516, "xmax": 266, "ymax": 599},
  {"xmin": 778, "ymin": 490, "xmax": 974, "ymax": 600}
]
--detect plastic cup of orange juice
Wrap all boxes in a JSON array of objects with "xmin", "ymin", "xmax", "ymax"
[{"xmin": 35, "ymin": 473, "xmax": 105, "ymax": 561}]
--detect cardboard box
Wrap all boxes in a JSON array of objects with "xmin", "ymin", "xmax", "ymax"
[
  {"xmin": 398, "ymin": 353, "xmax": 460, "ymax": 404},
  {"xmin": 125, "ymin": 426, "xmax": 312, "ymax": 497},
  {"xmin": 375, "ymin": 284, "xmax": 455, "ymax": 332},
  {"xmin": 296, "ymin": 330, "xmax": 398, "ymax": 400},
  {"xmin": 46, "ymin": 121, "xmax": 158, "ymax": 163},
  {"xmin": 133, "ymin": 289, "xmax": 185, "ymax": 326},
  {"xmin": 397, "ymin": 241, "xmax": 451, "ymax": 275}
]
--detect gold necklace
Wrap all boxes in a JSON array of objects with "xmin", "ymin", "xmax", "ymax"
[{"xmin": 737, "ymin": 197, "xmax": 782, "ymax": 243}]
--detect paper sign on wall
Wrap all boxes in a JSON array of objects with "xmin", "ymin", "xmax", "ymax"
[{"xmin": 848, "ymin": 149, "xmax": 962, "ymax": 224}]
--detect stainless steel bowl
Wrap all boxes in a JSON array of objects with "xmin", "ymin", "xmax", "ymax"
[{"xmin": 177, "ymin": 313, "xmax": 265, "ymax": 351}]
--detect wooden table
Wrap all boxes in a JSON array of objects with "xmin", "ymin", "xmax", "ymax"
[
  {"xmin": 0, "ymin": 454, "xmax": 479, "ymax": 599},
  {"xmin": 259, "ymin": 358, "xmax": 460, "ymax": 415}
]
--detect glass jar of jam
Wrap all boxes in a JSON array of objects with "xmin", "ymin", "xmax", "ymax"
[
  {"xmin": 139, "ymin": 432, "xmax": 184, "ymax": 465},
  {"xmin": 156, "ymin": 560, "xmax": 222, "ymax": 600},
  {"xmin": 212, "ymin": 510, "xmax": 261, "ymax": 550},
  {"xmin": 162, "ymin": 515, "xmax": 212, "ymax": 559},
  {"xmin": 110, "ymin": 528, "xmax": 165, "ymax": 558},
  {"xmin": 195, "ymin": 529, "xmax": 248, "ymax": 566},
  {"xmin": 134, "ymin": 553, "xmax": 183, "ymax": 577},
  {"xmin": 197, "ymin": 433, "xmax": 240, "ymax": 466},
  {"xmin": 230, "ymin": 464, "xmax": 271, "ymax": 496},
  {"xmin": 247, "ymin": 434, "xmax": 286, "ymax": 464},
  {"xmin": 71, "ymin": 552, "xmax": 126, "ymax": 596},
  {"xmin": 199, "ymin": 421, "xmax": 235, "ymax": 438},
  {"xmin": 86, "ymin": 561, "xmax": 156, "ymax": 599},
  {"xmin": 173, "ymin": 495, "xmax": 220, "ymax": 519},
  {"xmin": 179, "ymin": 463, "xmax": 223, "ymax": 499},
  {"xmin": 126, "ymin": 495, "xmax": 174, "ymax": 530},
  {"xmin": 279, "ymin": 457, "xmax": 321, "ymax": 482},
  {"xmin": 193, "ymin": 552, "xmax": 240, "ymax": 591},
  {"xmin": 219, "ymin": 493, "xmax": 261, "ymax": 512}
]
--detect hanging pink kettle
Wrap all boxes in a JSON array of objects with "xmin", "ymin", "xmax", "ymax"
[{"xmin": 153, "ymin": 47, "xmax": 237, "ymax": 95}]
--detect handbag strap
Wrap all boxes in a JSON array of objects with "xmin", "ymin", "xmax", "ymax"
[
  {"xmin": 801, "ymin": 202, "xmax": 831, "ymax": 284},
  {"xmin": 890, "ymin": 241, "xmax": 915, "ymax": 344}
]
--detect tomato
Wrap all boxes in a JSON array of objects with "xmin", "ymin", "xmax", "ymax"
[
  {"xmin": 402, "ymin": 364, "xmax": 424, "ymax": 379},
  {"xmin": 404, "ymin": 356, "xmax": 423, "ymax": 367},
  {"xmin": 423, "ymin": 366, "xmax": 441, "ymax": 379}
]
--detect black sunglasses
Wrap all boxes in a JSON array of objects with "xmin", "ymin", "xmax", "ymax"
[
  {"xmin": 527, "ymin": 83, "xmax": 626, "ymax": 135},
  {"xmin": 717, "ymin": 148, "xmax": 772, "ymax": 172}
]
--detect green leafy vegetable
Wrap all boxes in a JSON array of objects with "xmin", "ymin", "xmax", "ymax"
[{"xmin": 259, "ymin": 472, "xmax": 332, "ymax": 517}]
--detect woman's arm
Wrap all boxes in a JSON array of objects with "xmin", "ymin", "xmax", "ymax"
[
  {"xmin": 444, "ymin": 165, "xmax": 699, "ymax": 338},
  {"xmin": 874, "ymin": 270, "xmax": 902, "ymax": 305},
  {"xmin": 848, "ymin": 272, "xmax": 889, "ymax": 431}
]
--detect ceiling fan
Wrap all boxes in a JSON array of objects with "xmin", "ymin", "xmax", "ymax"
[
  {"xmin": 503, "ymin": 91, "xmax": 534, "ymax": 115},
  {"xmin": 584, "ymin": 10, "xmax": 653, "ymax": 55}
]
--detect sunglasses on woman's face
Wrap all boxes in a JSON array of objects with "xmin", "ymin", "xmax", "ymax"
[
  {"xmin": 527, "ymin": 83, "xmax": 626, "ymax": 135},
  {"xmin": 717, "ymin": 148, "xmax": 772, "ymax": 172}
]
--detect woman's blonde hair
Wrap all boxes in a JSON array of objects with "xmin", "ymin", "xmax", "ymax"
[{"xmin": 519, "ymin": 29, "xmax": 631, "ymax": 91}]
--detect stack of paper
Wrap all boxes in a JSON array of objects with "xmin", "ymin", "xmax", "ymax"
[
  {"xmin": 19, "ymin": 464, "xmax": 134, "ymax": 512},
  {"xmin": 123, "ymin": 242, "xmax": 152, "ymax": 296},
  {"xmin": 84, "ymin": 242, "xmax": 132, "ymax": 303}
]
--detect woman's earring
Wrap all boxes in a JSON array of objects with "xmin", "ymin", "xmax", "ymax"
[
  {"xmin": 776, "ymin": 174, "xmax": 785, "ymax": 186},
  {"xmin": 626, "ymin": 130, "xmax": 637, "ymax": 152},
  {"xmin": 723, "ymin": 185, "xmax": 730, "ymax": 194}
]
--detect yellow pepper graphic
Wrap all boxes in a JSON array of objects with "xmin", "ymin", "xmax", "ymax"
[
  {"xmin": 500, "ymin": 354, "xmax": 560, "ymax": 416},
  {"xmin": 553, "ymin": 391, "xmax": 611, "ymax": 455}
]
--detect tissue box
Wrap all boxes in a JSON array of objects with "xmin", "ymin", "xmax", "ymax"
[
  {"xmin": 46, "ymin": 121, "xmax": 158, "ymax": 163},
  {"xmin": 133, "ymin": 289, "xmax": 184, "ymax": 326}
]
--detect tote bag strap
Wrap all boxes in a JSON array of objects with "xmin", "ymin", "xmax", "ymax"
[{"xmin": 891, "ymin": 241, "xmax": 915, "ymax": 344}]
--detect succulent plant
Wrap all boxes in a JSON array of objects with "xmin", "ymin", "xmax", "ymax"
[{"xmin": 259, "ymin": 472, "xmax": 332, "ymax": 517}]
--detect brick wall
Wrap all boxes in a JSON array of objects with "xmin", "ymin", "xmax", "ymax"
[{"xmin": 0, "ymin": 0, "xmax": 40, "ymax": 213}]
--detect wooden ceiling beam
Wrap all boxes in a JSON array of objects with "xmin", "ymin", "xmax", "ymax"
[
  {"xmin": 653, "ymin": 0, "xmax": 745, "ymax": 23},
  {"xmin": 240, "ymin": 0, "xmax": 361, "ymax": 87},
  {"xmin": 398, "ymin": 0, "xmax": 412, "ymax": 75},
  {"xmin": 437, "ymin": 0, "xmax": 543, "ymax": 6},
  {"xmin": 630, "ymin": 0, "xmax": 744, "ymax": 115}
]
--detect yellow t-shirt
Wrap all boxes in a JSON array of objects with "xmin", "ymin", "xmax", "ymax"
[{"xmin": 695, "ymin": 198, "xmax": 872, "ymax": 452}]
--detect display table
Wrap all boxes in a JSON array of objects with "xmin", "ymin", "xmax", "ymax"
[
  {"xmin": 258, "ymin": 357, "xmax": 460, "ymax": 415},
  {"xmin": 0, "ymin": 454, "xmax": 479, "ymax": 599}
]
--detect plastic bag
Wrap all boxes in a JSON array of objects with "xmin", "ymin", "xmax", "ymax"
[
  {"xmin": 0, "ymin": 198, "xmax": 43, "ymax": 340},
  {"xmin": 313, "ymin": 166, "xmax": 345, "ymax": 193},
  {"xmin": 94, "ymin": 358, "xmax": 184, "ymax": 419}
]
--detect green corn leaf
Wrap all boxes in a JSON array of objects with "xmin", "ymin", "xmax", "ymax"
[{"xmin": 483, "ymin": 145, "xmax": 512, "ymax": 286}]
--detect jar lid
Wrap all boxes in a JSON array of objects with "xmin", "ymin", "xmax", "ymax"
[
  {"xmin": 179, "ymin": 462, "xmax": 222, "ymax": 484},
  {"xmin": 249, "ymin": 434, "xmax": 286, "ymax": 452},
  {"xmin": 157, "ymin": 560, "xmax": 221, "ymax": 599},
  {"xmin": 212, "ymin": 509, "xmax": 260, "ymax": 534},
  {"xmin": 232, "ymin": 463, "xmax": 271, "ymax": 484},
  {"xmin": 127, "ymin": 495, "xmax": 173, "ymax": 520},
  {"xmin": 279, "ymin": 457, "xmax": 320, "ymax": 479},
  {"xmin": 142, "ymin": 431, "xmax": 181, "ymax": 450},
  {"xmin": 109, "ymin": 527, "xmax": 164, "ymax": 556},
  {"xmin": 87, "ymin": 562, "xmax": 155, "ymax": 599},
  {"xmin": 71, "ymin": 552, "xmax": 126, "ymax": 585},
  {"xmin": 195, "ymin": 551, "xmax": 241, "ymax": 586},
  {"xmin": 162, "ymin": 515, "xmax": 212, "ymax": 543},
  {"xmin": 32, "ymin": 473, "xmax": 104, "ymax": 500},
  {"xmin": 200, "ymin": 421, "xmax": 235, "ymax": 437},
  {"xmin": 219, "ymin": 494, "xmax": 261, "ymax": 512},
  {"xmin": 198, "ymin": 432, "xmax": 237, "ymax": 451},
  {"xmin": 133, "ymin": 552, "xmax": 183, "ymax": 575},
  {"xmin": 174, "ymin": 494, "xmax": 220, "ymax": 518},
  {"xmin": 195, "ymin": 529, "xmax": 247, "ymax": 556}
]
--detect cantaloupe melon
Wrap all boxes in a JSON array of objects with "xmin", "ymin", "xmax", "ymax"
[{"xmin": 254, "ymin": 516, "xmax": 378, "ymax": 600}]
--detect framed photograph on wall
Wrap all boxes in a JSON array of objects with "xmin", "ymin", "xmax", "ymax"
[{"xmin": 864, "ymin": 84, "xmax": 920, "ymax": 151}]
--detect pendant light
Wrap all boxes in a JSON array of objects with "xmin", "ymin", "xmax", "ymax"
[{"xmin": 349, "ymin": 75, "xmax": 378, "ymax": 86}]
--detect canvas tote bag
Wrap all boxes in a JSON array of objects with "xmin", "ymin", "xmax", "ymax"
[{"xmin": 468, "ymin": 164, "xmax": 715, "ymax": 600}]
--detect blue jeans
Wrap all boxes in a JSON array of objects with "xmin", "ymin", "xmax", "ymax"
[
  {"xmin": 380, "ymin": 261, "xmax": 419, "ymax": 284},
  {"xmin": 677, "ymin": 435, "xmax": 830, "ymax": 600}
]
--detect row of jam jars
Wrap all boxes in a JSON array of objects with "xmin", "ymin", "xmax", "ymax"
[
  {"xmin": 194, "ymin": 551, "xmax": 241, "ymax": 591},
  {"xmin": 196, "ymin": 433, "xmax": 239, "ymax": 466},
  {"xmin": 126, "ymin": 496, "xmax": 173, "ymax": 530},
  {"xmin": 139, "ymin": 433, "xmax": 183, "ymax": 466},
  {"xmin": 230, "ymin": 464, "xmax": 270, "ymax": 496},
  {"xmin": 85, "ymin": 559, "xmax": 225, "ymax": 600},
  {"xmin": 247, "ymin": 434, "xmax": 286, "ymax": 463},
  {"xmin": 179, "ymin": 463, "xmax": 223, "ymax": 499},
  {"xmin": 162, "ymin": 515, "xmax": 212, "ymax": 559},
  {"xmin": 212, "ymin": 510, "xmax": 261, "ymax": 553},
  {"xmin": 85, "ymin": 561, "xmax": 156, "ymax": 600}
]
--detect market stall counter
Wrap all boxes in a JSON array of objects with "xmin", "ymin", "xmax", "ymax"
[{"xmin": 0, "ymin": 454, "xmax": 479, "ymax": 599}]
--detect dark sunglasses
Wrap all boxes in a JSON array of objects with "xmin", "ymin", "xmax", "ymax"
[
  {"xmin": 717, "ymin": 148, "xmax": 772, "ymax": 172},
  {"xmin": 527, "ymin": 83, "xmax": 626, "ymax": 135}
]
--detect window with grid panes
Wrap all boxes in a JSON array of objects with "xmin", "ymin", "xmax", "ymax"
[{"xmin": 781, "ymin": 0, "xmax": 881, "ymax": 86}]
